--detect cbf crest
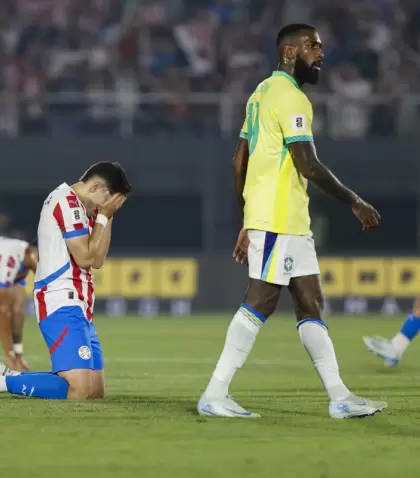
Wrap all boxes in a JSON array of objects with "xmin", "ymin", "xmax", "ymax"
[{"xmin": 284, "ymin": 255, "xmax": 294, "ymax": 273}]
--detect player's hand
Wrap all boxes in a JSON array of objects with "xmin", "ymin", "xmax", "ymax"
[
  {"xmin": 97, "ymin": 193, "xmax": 127, "ymax": 219},
  {"xmin": 15, "ymin": 355, "xmax": 30, "ymax": 372},
  {"xmin": 233, "ymin": 229, "xmax": 249, "ymax": 265},
  {"xmin": 352, "ymin": 197, "xmax": 381, "ymax": 231}
]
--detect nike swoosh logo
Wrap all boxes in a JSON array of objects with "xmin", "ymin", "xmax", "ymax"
[{"xmin": 225, "ymin": 408, "xmax": 252, "ymax": 416}]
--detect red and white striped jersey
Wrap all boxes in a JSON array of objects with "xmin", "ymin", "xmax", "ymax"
[
  {"xmin": 0, "ymin": 237, "xmax": 29, "ymax": 288},
  {"xmin": 34, "ymin": 183, "xmax": 95, "ymax": 322}
]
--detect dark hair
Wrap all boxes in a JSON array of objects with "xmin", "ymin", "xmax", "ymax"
[
  {"xmin": 80, "ymin": 161, "xmax": 132, "ymax": 195},
  {"xmin": 276, "ymin": 23, "xmax": 316, "ymax": 49}
]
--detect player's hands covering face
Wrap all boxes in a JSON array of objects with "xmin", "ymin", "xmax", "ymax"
[
  {"xmin": 98, "ymin": 193, "xmax": 127, "ymax": 219},
  {"xmin": 352, "ymin": 197, "xmax": 381, "ymax": 231},
  {"xmin": 233, "ymin": 228, "xmax": 249, "ymax": 265}
]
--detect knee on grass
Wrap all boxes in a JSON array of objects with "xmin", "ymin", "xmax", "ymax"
[
  {"xmin": 59, "ymin": 369, "xmax": 96, "ymax": 400},
  {"xmin": 90, "ymin": 388, "xmax": 105, "ymax": 399},
  {"xmin": 68, "ymin": 384, "xmax": 104, "ymax": 400}
]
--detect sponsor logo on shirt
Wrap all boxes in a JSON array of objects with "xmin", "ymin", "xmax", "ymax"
[{"xmin": 67, "ymin": 196, "xmax": 80, "ymax": 209}]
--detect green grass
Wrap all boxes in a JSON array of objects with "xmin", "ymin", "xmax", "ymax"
[{"xmin": 0, "ymin": 314, "xmax": 419, "ymax": 477}]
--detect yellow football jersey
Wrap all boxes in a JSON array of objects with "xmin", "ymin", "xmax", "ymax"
[{"xmin": 240, "ymin": 71, "xmax": 314, "ymax": 235}]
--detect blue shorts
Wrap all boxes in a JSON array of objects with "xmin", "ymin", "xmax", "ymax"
[{"xmin": 39, "ymin": 306, "xmax": 104, "ymax": 373}]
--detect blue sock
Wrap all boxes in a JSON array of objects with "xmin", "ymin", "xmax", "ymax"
[
  {"xmin": 6, "ymin": 373, "xmax": 69, "ymax": 399},
  {"xmin": 400, "ymin": 314, "xmax": 420, "ymax": 341}
]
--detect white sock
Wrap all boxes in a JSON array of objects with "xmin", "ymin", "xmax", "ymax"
[
  {"xmin": 298, "ymin": 320, "xmax": 350, "ymax": 401},
  {"xmin": 0, "ymin": 376, "xmax": 7, "ymax": 392},
  {"xmin": 204, "ymin": 305, "xmax": 263, "ymax": 400},
  {"xmin": 391, "ymin": 333, "xmax": 410, "ymax": 357}
]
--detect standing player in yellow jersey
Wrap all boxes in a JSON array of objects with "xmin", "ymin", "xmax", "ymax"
[{"xmin": 198, "ymin": 24, "xmax": 387, "ymax": 419}]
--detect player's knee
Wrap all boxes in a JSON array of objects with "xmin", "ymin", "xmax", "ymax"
[
  {"xmin": 256, "ymin": 302, "xmax": 277, "ymax": 319},
  {"xmin": 67, "ymin": 378, "xmax": 91, "ymax": 400},
  {"xmin": 69, "ymin": 385, "xmax": 91, "ymax": 401},
  {"xmin": 244, "ymin": 281, "xmax": 280, "ymax": 319},
  {"xmin": 0, "ymin": 303, "xmax": 11, "ymax": 317},
  {"xmin": 58, "ymin": 369, "xmax": 91, "ymax": 400},
  {"xmin": 90, "ymin": 387, "xmax": 105, "ymax": 399},
  {"xmin": 89, "ymin": 371, "xmax": 105, "ymax": 399},
  {"xmin": 295, "ymin": 297, "xmax": 324, "ymax": 322},
  {"xmin": 244, "ymin": 297, "xmax": 276, "ymax": 319},
  {"xmin": 12, "ymin": 298, "xmax": 24, "ymax": 315}
]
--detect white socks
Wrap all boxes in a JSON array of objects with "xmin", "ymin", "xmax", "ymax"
[
  {"xmin": 204, "ymin": 305, "xmax": 263, "ymax": 400},
  {"xmin": 298, "ymin": 320, "xmax": 350, "ymax": 401},
  {"xmin": 0, "ymin": 376, "xmax": 7, "ymax": 392},
  {"xmin": 391, "ymin": 333, "xmax": 410, "ymax": 357},
  {"xmin": 204, "ymin": 310, "xmax": 350, "ymax": 403}
]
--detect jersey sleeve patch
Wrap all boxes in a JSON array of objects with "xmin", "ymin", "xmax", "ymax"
[
  {"xmin": 291, "ymin": 114, "xmax": 307, "ymax": 132},
  {"xmin": 66, "ymin": 195, "xmax": 81, "ymax": 209},
  {"xmin": 54, "ymin": 198, "xmax": 89, "ymax": 238},
  {"xmin": 275, "ymin": 93, "xmax": 314, "ymax": 143},
  {"xmin": 73, "ymin": 208, "xmax": 82, "ymax": 222}
]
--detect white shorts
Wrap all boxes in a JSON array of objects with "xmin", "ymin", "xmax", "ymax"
[
  {"xmin": 248, "ymin": 230, "xmax": 320, "ymax": 285},
  {"xmin": 0, "ymin": 256, "xmax": 19, "ymax": 288}
]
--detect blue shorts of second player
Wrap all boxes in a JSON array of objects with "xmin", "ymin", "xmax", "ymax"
[{"xmin": 39, "ymin": 306, "xmax": 104, "ymax": 373}]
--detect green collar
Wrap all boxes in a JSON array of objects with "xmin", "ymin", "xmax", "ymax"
[{"xmin": 272, "ymin": 70, "xmax": 299, "ymax": 89}]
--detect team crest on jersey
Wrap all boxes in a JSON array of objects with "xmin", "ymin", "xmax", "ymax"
[
  {"xmin": 67, "ymin": 195, "xmax": 80, "ymax": 209},
  {"xmin": 78, "ymin": 346, "xmax": 91, "ymax": 360},
  {"xmin": 284, "ymin": 255, "xmax": 294, "ymax": 273}
]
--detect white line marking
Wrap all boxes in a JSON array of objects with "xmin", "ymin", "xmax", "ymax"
[{"xmin": 24, "ymin": 356, "xmax": 306, "ymax": 365}]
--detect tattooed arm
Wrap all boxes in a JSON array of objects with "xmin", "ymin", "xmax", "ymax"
[{"xmin": 288, "ymin": 141, "xmax": 380, "ymax": 230}]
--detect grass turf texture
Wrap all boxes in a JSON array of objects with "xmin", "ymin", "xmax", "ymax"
[{"xmin": 0, "ymin": 315, "xmax": 418, "ymax": 478}]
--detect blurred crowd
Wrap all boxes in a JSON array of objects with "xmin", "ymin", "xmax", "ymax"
[{"xmin": 0, "ymin": 0, "xmax": 419, "ymax": 137}]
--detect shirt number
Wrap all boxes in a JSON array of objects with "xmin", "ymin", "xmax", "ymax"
[{"xmin": 247, "ymin": 102, "xmax": 260, "ymax": 156}]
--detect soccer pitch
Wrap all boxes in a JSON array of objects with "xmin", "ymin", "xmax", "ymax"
[{"xmin": 1, "ymin": 315, "xmax": 419, "ymax": 478}]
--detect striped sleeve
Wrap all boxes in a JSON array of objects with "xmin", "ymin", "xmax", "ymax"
[{"xmin": 53, "ymin": 194, "xmax": 89, "ymax": 239}]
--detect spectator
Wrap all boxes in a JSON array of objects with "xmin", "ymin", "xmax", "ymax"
[
  {"xmin": 0, "ymin": 0, "xmax": 417, "ymax": 137},
  {"xmin": 329, "ymin": 63, "xmax": 372, "ymax": 138}
]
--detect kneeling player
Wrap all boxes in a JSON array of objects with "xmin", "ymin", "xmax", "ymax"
[
  {"xmin": 0, "ymin": 238, "xmax": 37, "ymax": 370},
  {"xmin": 0, "ymin": 162, "xmax": 130, "ymax": 400}
]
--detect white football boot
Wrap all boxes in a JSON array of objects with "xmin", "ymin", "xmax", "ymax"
[
  {"xmin": 0, "ymin": 363, "xmax": 20, "ymax": 377},
  {"xmin": 197, "ymin": 395, "xmax": 260, "ymax": 418},
  {"xmin": 363, "ymin": 336, "xmax": 400, "ymax": 367},
  {"xmin": 329, "ymin": 393, "xmax": 387, "ymax": 419}
]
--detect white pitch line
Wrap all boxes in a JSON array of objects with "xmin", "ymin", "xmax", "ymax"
[{"xmin": 24, "ymin": 356, "xmax": 306, "ymax": 366}]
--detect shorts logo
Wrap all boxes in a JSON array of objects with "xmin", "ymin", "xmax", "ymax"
[
  {"xmin": 78, "ymin": 346, "xmax": 91, "ymax": 360},
  {"xmin": 284, "ymin": 255, "xmax": 294, "ymax": 274}
]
